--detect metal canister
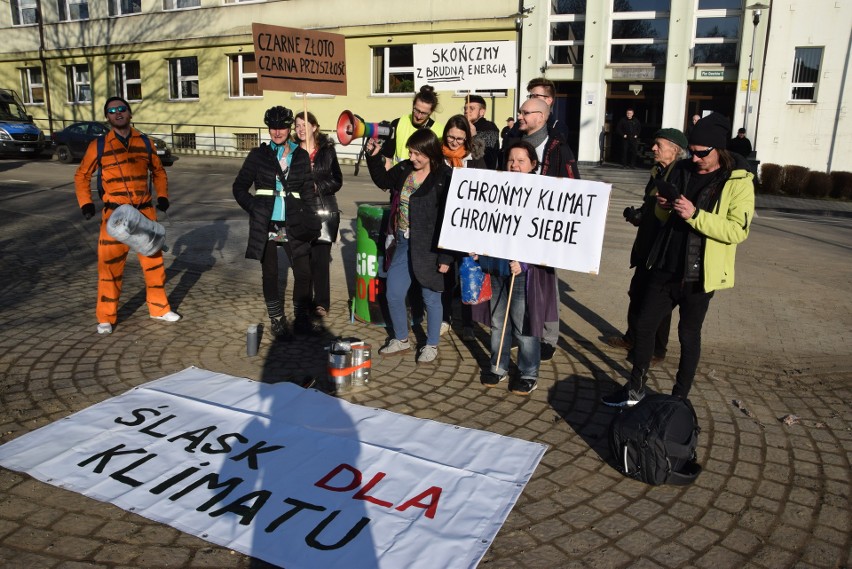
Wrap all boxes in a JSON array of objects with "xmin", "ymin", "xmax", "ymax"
[
  {"xmin": 350, "ymin": 344, "xmax": 371, "ymax": 386},
  {"xmin": 327, "ymin": 348, "xmax": 352, "ymax": 391}
]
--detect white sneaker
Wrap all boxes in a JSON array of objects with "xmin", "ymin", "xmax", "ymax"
[
  {"xmin": 152, "ymin": 311, "xmax": 181, "ymax": 322},
  {"xmin": 97, "ymin": 322, "xmax": 112, "ymax": 335},
  {"xmin": 379, "ymin": 338, "xmax": 411, "ymax": 356},
  {"xmin": 440, "ymin": 321, "xmax": 451, "ymax": 336},
  {"xmin": 417, "ymin": 345, "xmax": 438, "ymax": 364}
]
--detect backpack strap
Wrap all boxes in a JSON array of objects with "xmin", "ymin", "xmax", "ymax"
[{"xmin": 96, "ymin": 135, "xmax": 106, "ymax": 200}]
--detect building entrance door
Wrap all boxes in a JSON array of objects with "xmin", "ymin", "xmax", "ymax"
[
  {"xmin": 604, "ymin": 81, "xmax": 665, "ymax": 167},
  {"xmin": 686, "ymin": 82, "xmax": 737, "ymax": 132}
]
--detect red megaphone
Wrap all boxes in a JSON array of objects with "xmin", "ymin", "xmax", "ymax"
[{"xmin": 336, "ymin": 110, "xmax": 393, "ymax": 146}]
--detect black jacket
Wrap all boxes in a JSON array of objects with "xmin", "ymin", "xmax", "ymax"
[
  {"xmin": 503, "ymin": 124, "xmax": 580, "ymax": 180},
  {"xmin": 366, "ymin": 153, "xmax": 454, "ymax": 292},
  {"xmin": 301, "ymin": 134, "xmax": 342, "ymax": 213},
  {"xmin": 630, "ymin": 162, "xmax": 675, "ymax": 268},
  {"xmin": 539, "ymin": 126, "xmax": 581, "ymax": 180},
  {"xmin": 232, "ymin": 143, "xmax": 313, "ymax": 260}
]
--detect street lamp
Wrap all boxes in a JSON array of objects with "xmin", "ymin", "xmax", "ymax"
[{"xmin": 743, "ymin": 3, "xmax": 770, "ymax": 133}]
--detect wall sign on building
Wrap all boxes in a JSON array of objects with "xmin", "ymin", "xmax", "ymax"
[
  {"xmin": 413, "ymin": 41, "xmax": 517, "ymax": 91},
  {"xmin": 252, "ymin": 24, "xmax": 347, "ymax": 95}
]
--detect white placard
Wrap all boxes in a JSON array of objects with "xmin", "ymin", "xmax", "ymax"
[
  {"xmin": 439, "ymin": 169, "xmax": 612, "ymax": 274},
  {"xmin": 413, "ymin": 41, "xmax": 516, "ymax": 91},
  {"xmin": 0, "ymin": 367, "xmax": 545, "ymax": 569}
]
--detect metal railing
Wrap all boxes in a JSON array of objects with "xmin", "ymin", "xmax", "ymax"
[{"xmin": 35, "ymin": 115, "xmax": 363, "ymax": 162}]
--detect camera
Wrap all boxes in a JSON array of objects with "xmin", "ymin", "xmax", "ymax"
[{"xmin": 623, "ymin": 206, "xmax": 643, "ymax": 227}]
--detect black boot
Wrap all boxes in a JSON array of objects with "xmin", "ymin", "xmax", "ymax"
[
  {"xmin": 270, "ymin": 317, "xmax": 292, "ymax": 341},
  {"xmin": 602, "ymin": 367, "xmax": 647, "ymax": 408},
  {"xmin": 293, "ymin": 303, "xmax": 322, "ymax": 335}
]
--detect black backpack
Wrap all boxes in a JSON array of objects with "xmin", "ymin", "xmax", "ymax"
[{"xmin": 608, "ymin": 393, "xmax": 702, "ymax": 486}]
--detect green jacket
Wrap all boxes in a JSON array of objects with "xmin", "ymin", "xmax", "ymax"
[{"xmin": 656, "ymin": 166, "xmax": 755, "ymax": 292}]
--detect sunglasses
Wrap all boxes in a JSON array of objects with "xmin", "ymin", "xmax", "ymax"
[
  {"xmin": 691, "ymin": 147, "xmax": 714, "ymax": 158},
  {"xmin": 107, "ymin": 106, "xmax": 128, "ymax": 114}
]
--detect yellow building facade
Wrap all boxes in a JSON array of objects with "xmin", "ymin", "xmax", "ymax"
[{"xmin": 0, "ymin": 0, "xmax": 519, "ymax": 160}]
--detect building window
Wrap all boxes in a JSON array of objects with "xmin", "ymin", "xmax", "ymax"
[
  {"xmin": 610, "ymin": 19, "xmax": 669, "ymax": 65},
  {"xmin": 693, "ymin": 0, "xmax": 741, "ymax": 65},
  {"xmin": 610, "ymin": 1, "xmax": 669, "ymax": 65},
  {"xmin": 21, "ymin": 67, "xmax": 44, "ymax": 105},
  {"xmin": 372, "ymin": 45, "xmax": 414, "ymax": 95},
  {"xmin": 11, "ymin": 0, "xmax": 37, "ymax": 25},
  {"xmin": 164, "ymin": 0, "xmax": 200, "ymax": 9},
  {"xmin": 109, "ymin": 0, "xmax": 141, "ymax": 16},
  {"xmin": 169, "ymin": 57, "xmax": 199, "ymax": 100},
  {"xmin": 66, "ymin": 64, "xmax": 92, "ymax": 103},
  {"xmin": 21, "ymin": 67, "xmax": 45, "ymax": 104},
  {"xmin": 115, "ymin": 61, "xmax": 142, "ymax": 101},
  {"xmin": 58, "ymin": 0, "xmax": 89, "ymax": 21},
  {"xmin": 613, "ymin": 0, "xmax": 669, "ymax": 11},
  {"xmin": 549, "ymin": 1, "xmax": 586, "ymax": 66},
  {"xmin": 790, "ymin": 47, "xmax": 822, "ymax": 102},
  {"xmin": 229, "ymin": 54, "xmax": 262, "ymax": 98}
]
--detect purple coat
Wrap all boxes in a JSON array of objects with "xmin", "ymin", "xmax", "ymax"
[{"xmin": 471, "ymin": 264, "xmax": 558, "ymax": 338}]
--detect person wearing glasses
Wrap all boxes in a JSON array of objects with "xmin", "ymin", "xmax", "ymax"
[
  {"xmin": 74, "ymin": 96, "xmax": 179, "ymax": 335},
  {"xmin": 463, "ymin": 94, "xmax": 500, "ymax": 169},
  {"xmin": 379, "ymin": 85, "xmax": 444, "ymax": 170},
  {"xmin": 366, "ymin": 129, "xmax": 453, "ymax": 365},
  {"xmin": 514, "ymin": 95, "xmax": 580, "ymax": 362},
  {"xmin": 440, "ymin": 114, "xmax": 486, "ymax": 339},
  {"xmin": 504, "ymin": 78, "xmax": 570, "ymax": 149},
  {"xmin": 602, "ymin": 113, "xmax": 755, "ymax": 407},
  {"xmin": 232, "ymin": 106, "xmax": 316, "ymax": 339}
]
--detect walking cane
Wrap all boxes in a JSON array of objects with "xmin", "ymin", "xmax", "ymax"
[{"xmin": 495, "ymin": 272, "xmax": 516, "ymax": 367}]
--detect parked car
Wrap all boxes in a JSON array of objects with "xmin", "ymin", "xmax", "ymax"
[
  {"xmin": 0, "ymin": 88, "xmax": 48, "ymax": 157},
  {"xmin": 51, "ymin": 121, "xmax": 173, "ymax": 166}
]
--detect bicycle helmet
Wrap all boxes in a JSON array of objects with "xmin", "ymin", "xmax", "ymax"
[{"xmin": 264, "ymin": 106, "xmax": 294, "ymax": 129}]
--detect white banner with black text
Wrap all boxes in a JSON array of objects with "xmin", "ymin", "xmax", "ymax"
[{"xmin": 0, "ymin": 367, "xmax": 545, "ymax": 569}]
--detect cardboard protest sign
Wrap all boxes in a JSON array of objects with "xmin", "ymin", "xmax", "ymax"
[
  {"xmin": 0, "ymin": 367, "xmax": 545, "ymax": 569},
  {"xmin": 439, "ymin": 169, "xmax": 612, "ymax": 274},
  {"xmin": 413, "ymin": 41, "xmax": 516, "ymax": 91},
  {"xmin": 252, "ymin": 24, "xmax": 347, "ymax": 95}
]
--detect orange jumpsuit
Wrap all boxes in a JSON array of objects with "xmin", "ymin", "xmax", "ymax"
[{"xmin": 74, "ymin": 128, "xmax": 172, "ymax": 324}]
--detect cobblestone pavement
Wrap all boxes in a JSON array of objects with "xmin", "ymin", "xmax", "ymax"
[{"xmin": 0, "ymin": 159, "xmax": 849, "ymax": 568}]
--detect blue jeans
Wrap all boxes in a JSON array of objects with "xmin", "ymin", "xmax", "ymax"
[
  {"xmin": 490, "ymin": 273, "xmax": 540, "ymax": 378},
  {"xmin": 386, "ymin": 231, "xmax": 443, "ymax": 346}
]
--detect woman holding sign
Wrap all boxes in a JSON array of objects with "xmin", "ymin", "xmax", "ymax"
[
  {"xmin": 366, "ymin": 129, "xmax": 453, "ymax": 364},
  {"xmin": 475, "ymin": 140, "xmax": 556, "ymax": 395}
]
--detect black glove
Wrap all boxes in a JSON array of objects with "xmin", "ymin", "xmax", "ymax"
[
  {"xmin": 81, "ymin": 203, "xmax": 95, "ymax": 220},
  {"xmin": 156, "ymin": 197, "xmax": 170, "ymax": 212}
]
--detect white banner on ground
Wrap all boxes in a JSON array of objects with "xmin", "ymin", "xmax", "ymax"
[
  {"xmin": 0, "ymin": 367, "xmax": 545, "ymax": 569},
  {"xmin": 439, "ymin": 169, "xmax": 612, "ymax": 274},
  {"xmin": 413, "ymin": 41, "xmax": 516, "ymax": 91}
]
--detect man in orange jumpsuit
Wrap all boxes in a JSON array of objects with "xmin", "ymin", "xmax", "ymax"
[{"xmin": 75, "ymin": 96, "xmax": 180, "ymax": 334}]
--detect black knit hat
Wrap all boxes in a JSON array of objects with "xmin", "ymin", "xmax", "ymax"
[{"xmin": 688, "ymin": 112, "xmax": 730, "ymax": 149}]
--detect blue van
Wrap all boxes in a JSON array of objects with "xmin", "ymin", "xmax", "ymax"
[{"xmin": 0, "ymin": 88, "xmax": 48, "ymax": 157}]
